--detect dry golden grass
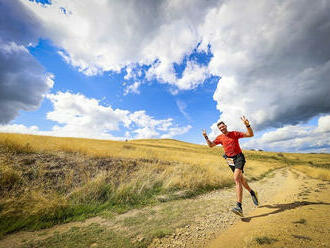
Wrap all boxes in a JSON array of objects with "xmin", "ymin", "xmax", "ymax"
[
  {"xmin": 0, "ymin": 132, "xmax": 329, "ymax": 237},
  {"xmin": 293, "ymin": 165, "xmax": 330, "ymax": 180},
  {"xmin": 0, "ymin": 164, "xmax": 21, "ymax": 192},
  {"xmin": 2, "ymin": 190, "xmax": 67, "ymax": 218},
  {"xmin": 0, "ymin": 133, "xmax": 221, "ymax": 166}
]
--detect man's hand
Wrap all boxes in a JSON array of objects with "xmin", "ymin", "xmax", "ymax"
[
  {"xmin": 241, "ymin": 116, "xmax": 250, "ymax": 127},
  {"xmin": 202, "ymin": 129, "xmax": 216, "ymax": 147},
  {"xmin": 202, "ymin": 129, "xmax": 207, "ymax": 138},
  {"xmin": 241, "ymin": 116, "xmax": 254, "ymax": 137}
]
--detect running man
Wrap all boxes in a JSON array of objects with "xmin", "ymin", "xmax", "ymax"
[{"xmin": 202, "ymin": 116, "xmax": 258, "ymax": 216}]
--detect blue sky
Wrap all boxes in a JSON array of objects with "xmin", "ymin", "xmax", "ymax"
[
  {"xmin": 1, "ymin": 0, "xmax": 330, "ymax": 153},
  {"xmin": 17, "ymin": 39, "xmax": 219, "ymax": 143}
]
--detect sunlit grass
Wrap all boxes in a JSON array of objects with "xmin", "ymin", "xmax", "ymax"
[
  {"xmin": 293, "ymin": 165, "xmax": 330, "ymax": 180},
  {"xmin": 0, "ymin": 132, "xmax": 328, "ymax": 238},
  {"xmin": 0, "ymin": 133, "xmax": 222, "ymax": 165}
]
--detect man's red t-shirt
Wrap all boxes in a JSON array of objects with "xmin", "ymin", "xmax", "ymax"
[{"xmin": 213, "ymin": 131, "xmax": 245, "ymax": 157}]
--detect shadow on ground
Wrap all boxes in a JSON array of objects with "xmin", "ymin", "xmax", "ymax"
[{"xmin": 241, "ymin": 201, "xmax": 330, "ymax": 222}]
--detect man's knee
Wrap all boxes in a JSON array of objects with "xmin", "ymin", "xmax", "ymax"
[{"xmin": 233, "ymin": 169, "xmax": 243, "ymax": 183}]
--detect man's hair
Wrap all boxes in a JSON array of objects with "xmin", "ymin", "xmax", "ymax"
[{"xmin": 217, "ymin": 121, "xmax": 225, "ymax": 126}]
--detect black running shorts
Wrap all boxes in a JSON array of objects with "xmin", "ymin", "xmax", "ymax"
[{"xmin": 224, "ymin": 153, "xmax": 246, "ymax": 173}]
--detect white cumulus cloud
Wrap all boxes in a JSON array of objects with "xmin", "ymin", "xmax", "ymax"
[
  {"xmin": 202, "ymin": 0, "xmax": 330, "ymax": 132},
  {"xmin": 0, "ymin": 91, "xmax": 191, "ymax": 140},
  {"xmin": 124, "ymin": 81, "xmax": 141, "ymax": 95},
  {"xmin": 0, "ymin": 124, "xmax": 40, "ymax": 134},
  {"xmin": 21, "ymin": 0, "xmax": 217, "ymax": 90},
  {"xmin": 242, "ymin": 115, "xmax": 330, "ymax": 153},
  {"xmin": 7, "ymin": 0, "xmax": 330, "ymax": 144}
]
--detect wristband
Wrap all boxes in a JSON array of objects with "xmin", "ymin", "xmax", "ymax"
[
  {"xmin": 204, "ymin": 135, "xmax": 208, "ymax": 139},
  {"xmin": 246, "ymin": 125, "xmax": 251, "ymax": 128}
]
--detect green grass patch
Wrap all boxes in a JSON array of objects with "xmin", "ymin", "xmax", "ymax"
[
  {"xmin": 150, "ymin": 228, "xmax": 172, "ymax": 239},
  {"xmin": 255, "ymin": 236, "xmax": 278, "ymax": 245},
  {"xmin": 0, "ymin": 194, "xmax": 156, "ymax": 238},
  {"xmin": 247, "ymin": 167, "xmax": 281, "ymax": 181},
  {"xmin": 21, "ymin": 224, "xmax": 132, "ymax": 248},
  {"xmin": 307, "ymin": 161, "xmax": 330, "ymax": 169},
  {"xmin": 292, "ymin": 218, "xmax": 306, "ymax": 224}
]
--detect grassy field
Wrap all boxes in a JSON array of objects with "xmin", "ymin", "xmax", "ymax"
[{"xmin": 0, "ymin": 132, "xmax": 329, "ymax": 244}]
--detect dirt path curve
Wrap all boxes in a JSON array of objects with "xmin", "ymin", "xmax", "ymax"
[
  {"xmin": 207, "ymin": 169, "xmax": 330, "ymax": 248},
  {"xmin": 147, "ymin": 168, "xmax": 293, "ymax": 248},
  {"xmin": 1, "ymin": 168, "xmax": 329, "ymax": 248}
]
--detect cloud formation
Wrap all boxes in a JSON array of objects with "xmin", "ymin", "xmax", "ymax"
[
  {"xmin": 124, "ymin": 81, "xmax": 141, "ymax": 95},
  {"xmin": 21, "ymin": 0, "xmax": 217, "ymax": 90},
  {"xmin": 176, "ymin": 100, "xmax": 190, "ymax": 120},
  {"xmin": 0, "ymin": 0, "xmax": 41, "ymax": 46},
  {"xmin": 3, "ymin": 0, "xmax": 328, "ymax": 152},
  {"xmin": 22, "ymin": 0, "xmax": 330, "ymax": 132},
  {"xmin": 0, "ymin": 92, "xmax": 191, "ymax": 140},
  {"xmin": 0, "ymin": 0, "xmax": 53, "ymax": 124},
  {"xmin": 206, "ymin": 0, "xmax": 330, "ymax": 134},
  {"xmin": 242, "ymin": 115, "xmax": 330, "ymax": 153}
]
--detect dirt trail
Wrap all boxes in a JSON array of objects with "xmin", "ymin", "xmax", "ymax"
[
  {"xmin": 0, "ymin": 168, "xmax": 329, "ymax": 248},
  {"xmin": 148, "ymin": 168, "xmax": 290, "ymax": 248},
  {"xmin": 207, "ymin": 169, "xmax": 330, "ymax": 248}
]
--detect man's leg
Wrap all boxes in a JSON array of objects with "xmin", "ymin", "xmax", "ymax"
[
  {"xmin": 242, "ymin": 175, "xmax": 259, "ymax": 206},
  {"xmin": 241, "ymin": 176, "xmax": 251, "ymax": 192},
  {"xmin": 231, "ymin": 168, "xmax": 244, "ymax": 216},
  {"xmin": 233, "ymin": 168, "xmax": 243, "ymax": 204}
]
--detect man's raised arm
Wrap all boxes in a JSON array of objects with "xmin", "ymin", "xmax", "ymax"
[
  {"xmin": 241, "ymin": 116, "xmax": 254, "ymax": 137},
  {"xmin": 202, "ymin": 129, "xmax": 217, "ymax": 147}
]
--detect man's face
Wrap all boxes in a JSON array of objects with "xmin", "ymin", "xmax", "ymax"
[{"xmin": 218, "ymin": 123, "xmax": 228, "ymax": 134}]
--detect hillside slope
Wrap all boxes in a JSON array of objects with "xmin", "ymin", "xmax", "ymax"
[
  {"xmin": 0, "ymin": 168, "xmax": 329, "ymax": 248},
  {"xmin": 0, "ymin": 133, "xmax": 329, "ymax": 247}
]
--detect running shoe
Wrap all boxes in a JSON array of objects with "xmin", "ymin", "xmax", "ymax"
[
  {"xmin": 231, "ymin": 205, "xmax": 243, "ymax": 217},
  {"xmin": 251, "ymin": 191, "xmax": 259, "ymax": 206}
]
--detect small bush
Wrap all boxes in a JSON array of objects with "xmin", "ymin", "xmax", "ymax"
[
  {"xmin": 0, "ymin": 165, "xmax": 21, "ymax": 192},
  {"xmin": 68, "ymin": 173, "xmax": 113, "ymax": 204},
  {"xmin": 151, "ymin": 228, "xmax": 172, "ymax": 238},
  {"xmin": 293, "ymin": 218, "xmax": 306, "ymax": 224},
  {"xmin": 255, "ymin": 236, "xmax": 278, "ymax": 245}
]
